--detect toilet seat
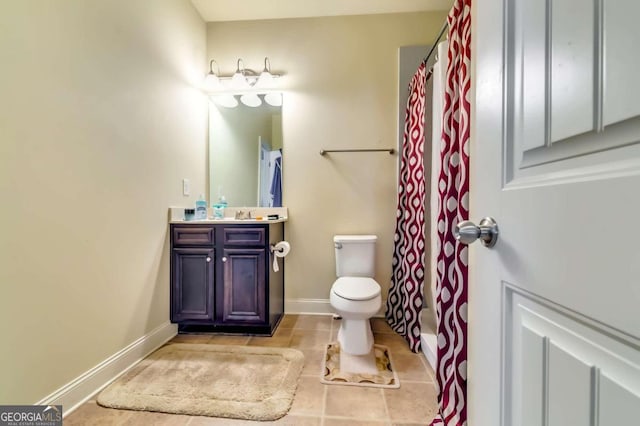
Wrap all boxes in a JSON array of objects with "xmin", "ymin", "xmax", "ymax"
[{"xmin": 332, "ymin": 277, "xmax": 380, "ymax": 301}]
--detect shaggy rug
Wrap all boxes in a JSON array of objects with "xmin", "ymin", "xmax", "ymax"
[
  {"xmin": 97, "ymin": 343, "xmax": 304, "ymax": 421},
  {"xmin": 321, "ymin": 342, "xmax": 400, "ymax": 388}
]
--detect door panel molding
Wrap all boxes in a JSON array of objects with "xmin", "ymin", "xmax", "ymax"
[
  {"xmin": 505, "ymin": 0, "xmax": 640, "ymax": 185},
  {"xmin": 503, "ymin": 282, "xmax": 640, "ymax": 426}
]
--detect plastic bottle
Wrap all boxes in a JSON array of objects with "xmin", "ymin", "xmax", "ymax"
[
  {"xmin": 195, "ymin": 194, "xmax": 207, "ymax": 220},
  {"xmin": 212, "ymin": 195, "xmax": 227, "ymax": 219}
]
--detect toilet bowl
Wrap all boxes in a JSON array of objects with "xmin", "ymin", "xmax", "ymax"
[
  {"xmin": 330, "ymin": 277, "xmax": 381, "ymax": 355},
  {"xmin": 329, "ymin": 235, "xmax": 381, "ymax": 358}
]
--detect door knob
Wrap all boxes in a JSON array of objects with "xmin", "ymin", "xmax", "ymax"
[
  {"xmin": 222, "ymin": 257, "xmax": 227, "ymax": 262},
  {"xmin": 206, "ymin": 257, "xmax": 211, "ymax": 262},
  {"xmin": 454, "ymin": 217, "xmax": 499, "ymax": 248}
]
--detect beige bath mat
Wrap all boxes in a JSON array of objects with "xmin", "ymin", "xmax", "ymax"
[
  {"xmin": 97, "ymin": 343, "xmax": 304, "ymax": 421},
  {"xmin": 321, "ymin": 342, "xmax": 400, "ymax": 388}
]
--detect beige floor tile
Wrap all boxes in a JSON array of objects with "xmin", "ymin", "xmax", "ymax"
[
  {"xmin": 291, "ymin": 315, "xmax": 333, "ymax": 331},
  {"xmin": 246, "ymin": 335, "xmax": 292, "ymax": 347},
  {"xmin": 324, "ymin": 418, "xmax": 389, "ymax": 426},
  {"xmin": 169, "ymin": 334, "xmax": 212, "ymax": 344},
  {"xmin": 384, "ymin": 382, "xmax": 438, "ymax": 424},
  {"xmin": 188, "ymin": 414, "xmax": 321, "ymax": 425},
  {"xmin": 373, "ymin": 334, "xmax": 414, "ymax": 356},
  {"xmin": 391, "ymin": 423, "xmax": 432, "ymax": 426},
  {"xmin": 269, "ymin": 415, "xmax": 322, "ymax": 425},
  {"xmin": 289, "ymin": 330, "xmax": 331, "ymax": 349},
  {"xmin": 288, "ymin": 377, "xmax": 325, "ymax": 416},
  {"xmin": 64, "ymin": 401, "xmax": 134, "ymax": 425},
  {"xmin": 188, "ymin": 415, "xmax": 258, "ymax": 425},
  {"xmin": 207, "ymin": 335, "xmax": 250, "ymax": 345},
  {"xmin": 122, "ymin": 410, "xmax": 193, "ymax": 425},
  {"xmin": 297, "ymin": 347, "xmax": 325, "ymax": 377},
  {"xmin": 272, "ymin": 326, "xmax": 294, "ymax": 339},
  {"xmin": 278, "ymin": 314, "xmax": 299, "ymax": 329},
  {"xmin": 325, "ymin": 385, "xmax": 387, "ymax": 420},
  {"xmin": 371, "ymin": 318, "xmax": 395, "ymax": 334},
  {"xmin": 418, "ymin": 356, "xmax": 436, "ymax": 382},
  {"xmin": 390, "ymin": 353, "xmax": 432, "ymax": 382}
]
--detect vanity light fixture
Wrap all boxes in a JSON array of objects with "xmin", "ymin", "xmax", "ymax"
[
  {"xmin": 204, "ymin": 59, "xmax": 222, "ymax": 91},
  {"xmin": 231, "ymin": 59, "xmax": 251, "ymax": 90},
  {"xmin": 255, "ymin": 57, "xmax": 274, "ymax": 88},
  {"xmin": 204, "ymin": 57, "xmax": 282, "ymax": 108}
]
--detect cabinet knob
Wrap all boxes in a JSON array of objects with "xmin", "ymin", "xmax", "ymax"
[
  {"xmin": 222, "ymin": 257, "xmax": 227, "ymax": 262},
  {"xmin": 206, "ymin": 257, "xmax": 211, "ymax": 262}
]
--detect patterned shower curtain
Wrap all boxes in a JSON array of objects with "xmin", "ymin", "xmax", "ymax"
[
  {"xmin": 430, "ymin": 0, "xmax": 472, "ymax": 425},
  {"xmin": 386, "ymin": 62, "xmax": 432, "ymax": 353}
]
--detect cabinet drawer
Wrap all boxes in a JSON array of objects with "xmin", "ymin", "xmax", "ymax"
[
  {"xmin": 223, "ymin": 227, "xmax": 265, "ymax": 246},
  {"xmin": 173, "ymin": 226, "xmax": 215, "ymax": 246}
]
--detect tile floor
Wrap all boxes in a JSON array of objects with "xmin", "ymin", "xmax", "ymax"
[{"xmin": 65, "ymin": 315, "xmax": 438, "ymax": 425}]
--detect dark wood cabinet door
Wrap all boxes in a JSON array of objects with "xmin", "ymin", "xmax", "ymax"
[
  {"xmin": 222, "ymin": 248, "xmax": 266, "ymax": 323},
  {"xmin": 171, "ymin": 248, "xmax": 214, "ymax": 322}
]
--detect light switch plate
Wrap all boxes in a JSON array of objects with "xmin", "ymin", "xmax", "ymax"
[{"xmin": 182, "ymin": 178, "xmax": 190, "ymax": 196}]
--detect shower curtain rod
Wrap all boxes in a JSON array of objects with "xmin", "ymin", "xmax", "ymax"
[{"xmin": 422, "ymin": 21, "xmax": 448, "ymax": 65}]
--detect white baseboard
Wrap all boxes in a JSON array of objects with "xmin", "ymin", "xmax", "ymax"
[
  {"xmin": 37, "ymin": 321, "xmax": 177, "ymax": 417},
  {"xmin": 285, "ymin": 298, "xmax": 386, "ymax": 317}
]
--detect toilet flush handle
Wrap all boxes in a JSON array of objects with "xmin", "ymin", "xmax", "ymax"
[{"xmin": 334, "ymin": 242, "xmax": 343, "ymax": 249}]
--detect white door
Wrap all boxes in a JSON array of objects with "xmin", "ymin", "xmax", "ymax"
[
  {"xmin": 471, "ymin": 0, "xmax": 640, "ymax": 425},
  {"xmin": 258, "ymin": 137, "xmax": 271, "ymax": 207}
]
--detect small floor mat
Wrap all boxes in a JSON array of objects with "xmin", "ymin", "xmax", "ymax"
[{"xmin": 321, "ymin": 342, "xmax": 400, "ymax": 388}]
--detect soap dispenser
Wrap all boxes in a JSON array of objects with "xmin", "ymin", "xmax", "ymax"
[
  {"xmin": 212, "ymin": 195, "xmax": 227, "ymax": 219},
  {"xmin": 195, "ymin": 194, "xmax": 207, "ymax": 220}
]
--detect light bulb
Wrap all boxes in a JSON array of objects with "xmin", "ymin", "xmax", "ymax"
[
  {"xmin": 240, "ymin": 94, "xmax": 262, "ymax": 107},
  {"xmin": 231, "ymin": 72, "xmax": 249, "ymax": 89},
  {"xmin": 264, "ymin": 92, "xmax": 282, "ymax": 107},
  {"xmin": 256, "ymin": 57, "xmax": 275, "ymax": 89},
  {"xmin": 231, "ymin": 58, "xmax": 249, "ymax": 89},
  {"xmin": 256, "ymin": 70, "xmax": 274, "ymax": 88}
]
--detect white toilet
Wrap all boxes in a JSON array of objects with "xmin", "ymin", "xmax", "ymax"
[{"xmin": 329, "ymin": 235, "xmax": 382, "ymax": 361}]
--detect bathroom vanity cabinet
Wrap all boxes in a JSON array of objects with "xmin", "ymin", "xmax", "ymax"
[{"xmin": 170, "ymin": 222, "xmax": 284, "ymax": 335}]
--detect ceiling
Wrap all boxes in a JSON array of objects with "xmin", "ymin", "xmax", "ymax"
[{"xmin": 190, "ymin": 0, "xmax": 451, "ymax": 22}]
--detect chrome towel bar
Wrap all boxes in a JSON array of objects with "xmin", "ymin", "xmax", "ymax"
[{"xmin": 319, "ymin": 148, "xmax": 395, "ymax": 156}]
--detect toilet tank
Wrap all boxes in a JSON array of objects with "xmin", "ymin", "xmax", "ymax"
[{"xmin": 334, "ymin": 235, "xmax": 377, "ymax": 277}]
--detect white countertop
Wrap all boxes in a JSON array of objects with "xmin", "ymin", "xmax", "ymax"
[
  {"xmin": 169, "ymin": 206, "xmax": 288, "ymax": 224},
  {"xmin": 170, "ymin": 218, "xmax": 287, "ymax": 224}
]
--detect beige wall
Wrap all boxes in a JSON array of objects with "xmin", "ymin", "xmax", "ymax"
[
  {"xmin": 0, "ymin": 0, "xmax": 207, "ymax": 403},
  {"xmin": 206, "ymin": 12, "xmax": 447, "ymax": 303}
]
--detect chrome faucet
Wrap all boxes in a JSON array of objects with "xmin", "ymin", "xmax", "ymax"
[{"xmin": 234, "ymin": 210, "xmax": 252, "ymax": 220}]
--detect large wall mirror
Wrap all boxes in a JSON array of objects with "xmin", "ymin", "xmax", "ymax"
[{"xmin": 208, "ymin": 97, "xmax": 282, "ymax": 207}]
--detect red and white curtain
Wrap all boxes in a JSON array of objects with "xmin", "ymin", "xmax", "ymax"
[
  {"xmin": 431, "ymin": 0, "xmax": 472, "ymax": 425},
  {"xmin": 385, "ymin": 62, "xmax": 432, "ymax": 353}
]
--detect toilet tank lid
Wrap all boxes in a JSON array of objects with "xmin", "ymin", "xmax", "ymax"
[
  {"xmin": 334, "ymin": 235, "xmax": 377, "ymax": 243},
  {"xmin": 333, "ymin": 277, "xmax": 381, "ymax": 301}
]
